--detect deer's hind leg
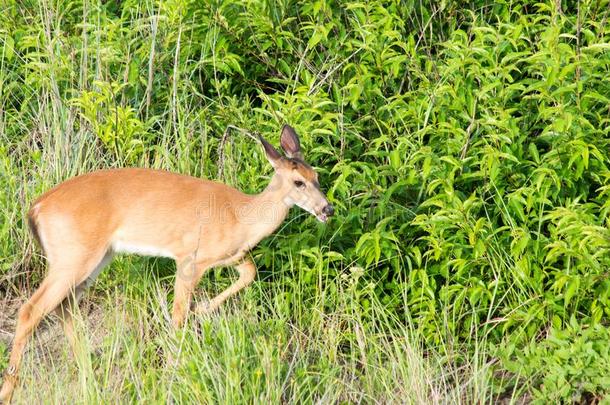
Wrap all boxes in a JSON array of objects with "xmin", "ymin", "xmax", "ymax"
[
  {"xmin": 54, "ymin": 285, "xmax": 87, "ymax": 353},
  {"xmin": 54, "ymin": 249, "xmax": 114, "ymax": 351},
  {"xmin": 0, "ymin": 247, "xmax": 111, "ymax": 403}
]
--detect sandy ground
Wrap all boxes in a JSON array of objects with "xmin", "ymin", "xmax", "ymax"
[{"xmin": 0, "ymin": 292, "xmax": 108, "ymax": 363}]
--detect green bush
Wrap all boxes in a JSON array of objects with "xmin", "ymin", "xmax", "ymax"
[
  {"xmin": 1, "ymin": 0, "xmax": 610, "ymax": 401},
  {"xmin": 501, "ymin": 319, "xmax": 610, "ymax": 402}
]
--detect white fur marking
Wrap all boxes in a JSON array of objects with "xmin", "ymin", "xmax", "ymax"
[{"xmin": 112, "ymin": 241, "xmax": 175, "ymax": 259}]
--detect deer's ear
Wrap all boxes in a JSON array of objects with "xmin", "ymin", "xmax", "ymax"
[
  {"xmin": 280, "ymin": 124, "xmax": 303, "ymax": 160},
  {"xmin": 259, "ymin": 135, "xmax": 282, "ymax": 168}
]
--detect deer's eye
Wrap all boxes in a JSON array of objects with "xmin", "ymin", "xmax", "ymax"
[{"xmin": 294, "ymin": 180, "xmax": 305, "ymax": 188}]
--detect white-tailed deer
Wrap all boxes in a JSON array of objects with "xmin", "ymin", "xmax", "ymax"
[{"xmin": 0, "ymin": 125, "xmax": 333, "ymax": 403}]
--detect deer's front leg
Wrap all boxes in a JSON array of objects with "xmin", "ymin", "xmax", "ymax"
[
  {"xmin": 172, "ymin": 258, "xmax": 213, "ymax": 328},
  {"xmin": 196, "ymin": 259, "xmax": 256, "ymax": 315}
]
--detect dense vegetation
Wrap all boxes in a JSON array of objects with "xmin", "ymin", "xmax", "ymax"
[{"xmin": 1, "ymin": 0, "xmax": 610, "ymax": 402}]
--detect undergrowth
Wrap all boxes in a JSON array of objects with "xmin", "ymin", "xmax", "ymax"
[{"xmin": 1, "ymin": 0, "xmax": 610, "ymax": 402}]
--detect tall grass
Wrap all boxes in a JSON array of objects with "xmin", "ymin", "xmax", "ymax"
[
  {"xmin": 1, "ymin": 0, "xmax": 610, "ymax": 402},
  {"xmin": 9, "ymin": 261, "xmax": 503, "ymax": 404}
]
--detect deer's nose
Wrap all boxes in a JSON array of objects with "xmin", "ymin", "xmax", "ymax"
[{"xmin": 322, "ymin": 204, "xmax": 334, "ymax": 217}]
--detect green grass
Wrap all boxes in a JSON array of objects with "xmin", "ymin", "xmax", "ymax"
[
  {"xmin": 6, "ymin": 261, "xmax": 504, "ymax": 404},
  {"xmin": 2, "ymin": 0, "xmax": 610, "ymax": 402}
]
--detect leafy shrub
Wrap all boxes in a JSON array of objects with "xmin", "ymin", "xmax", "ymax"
[
  {"xmin": 1, "ymin": 0, "xmax": 610, "ymax": 400},
  {"xmin": 501, "ymin": 319, "xmax": 610, "ymax": 403}
]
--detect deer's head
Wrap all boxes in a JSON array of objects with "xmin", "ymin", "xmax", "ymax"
[{"xmin": 260, "ymin": 125, "xmax": 334, "ymax": 222}]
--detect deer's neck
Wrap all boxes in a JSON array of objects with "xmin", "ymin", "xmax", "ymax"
[{"xmin": 238, "ymin": 175, "xmax": 291, "ymax": 246}]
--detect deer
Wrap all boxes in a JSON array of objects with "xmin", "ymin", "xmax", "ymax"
[{"xmin": 0, "ymin": 124, "xmax": 334, "ymax": 403}]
